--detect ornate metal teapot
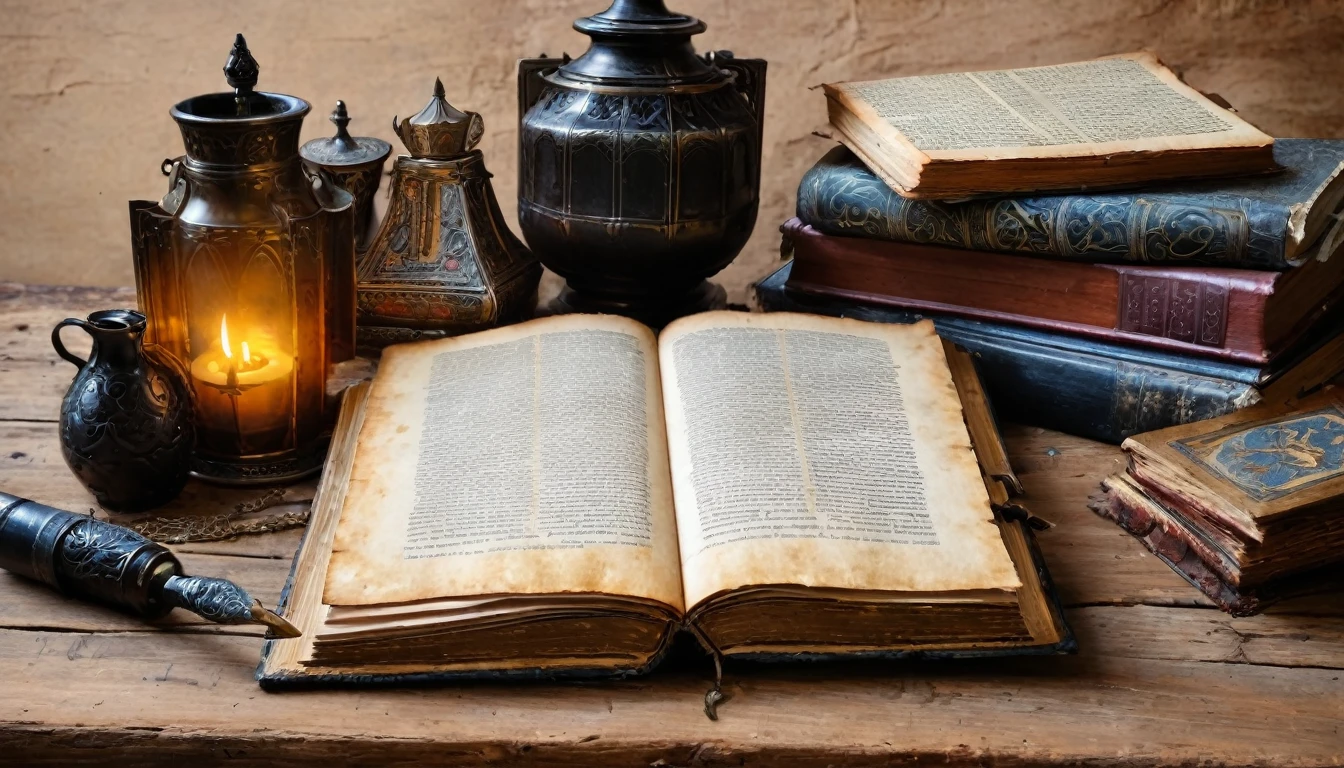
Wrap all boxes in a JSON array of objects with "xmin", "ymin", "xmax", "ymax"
[{"xmin": 518, "ymin": 0, "xmax": 766, "ymax": 325}]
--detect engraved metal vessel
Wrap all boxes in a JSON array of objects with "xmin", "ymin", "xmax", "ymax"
[
  {"xmin": 52, "ymin": 309, "xmax": 194, "ymax": 512},
  {"xmin": 356, "ymin": 79, "xmax": 541, "ymax": 349},
  {"xmin": 129, "ymin": 34, "xmax": 356, "ymax": 485},
  {"xmin": 518, "ymin": 0, "xmax": 766, "ymax": 326},
  {"xmin": 301, "ymin": 101, "xmax": 392, "ymax": 252}
]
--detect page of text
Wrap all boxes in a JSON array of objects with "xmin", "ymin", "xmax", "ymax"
[
  {"xmin": 840, "ymin": 55, "xmax": 1241, "ymax": 152},
  {"xmin": 660, "ymin": 313, "xmax": 1020, "ymax": 609},
  {"xmin": 324, "ymin": 315, "xmax": 683, "ymax": 612}
]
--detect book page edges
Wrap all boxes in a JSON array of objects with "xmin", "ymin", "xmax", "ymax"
[
  {"xmin": 1122, "ymin": 387, "xmax": 1344, "ymax": 524},
  {"xmin": 1286, "ymin": 159, "xmax": 1344, "ymax": 261},
  {"xmin": 261, "ymin": 382, "xmax": 372, "ymax": 679}
]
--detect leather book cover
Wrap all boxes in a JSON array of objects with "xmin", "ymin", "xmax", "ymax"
[
  {"xmin": 797, "ymin": 140, "xmax": 1344, "ymax": 269},
  {"xmin": 783, "ymin": 218, "xmax": 1344, "ymax": 365},
  {"xmin": 755, "ymin": 261, "xmax": 1344, "ymax": 444},
  {"xmin": 1121, "ymin": 389, "xmax": 1344, "ymax": 527}
]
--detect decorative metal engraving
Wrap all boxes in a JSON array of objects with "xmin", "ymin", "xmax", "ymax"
[
  {"xmin": 517, "ymin": 3, "xmax": 765, "ymax": 324},
  {"xmin": 161, "ymin": 575, "xmax": 257, "ymax": 623},
  {"xmin": 53, "ymin": 310, "xmax": 194, "ymax": 512}
]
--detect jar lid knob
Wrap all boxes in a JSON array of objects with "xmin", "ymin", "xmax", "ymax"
[{"xmin": 223, "ymin": 33, "xmax": 260, "ymax": 114}]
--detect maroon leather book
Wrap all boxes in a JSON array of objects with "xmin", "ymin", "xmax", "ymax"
[{"xmin": 782, "ymin": 218, "xmax": 1344, "ymax": 364}]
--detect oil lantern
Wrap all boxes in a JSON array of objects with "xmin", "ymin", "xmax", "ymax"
[{"xmin": 129, "ymin": 35, "xmax": 356, "ymax": 484}]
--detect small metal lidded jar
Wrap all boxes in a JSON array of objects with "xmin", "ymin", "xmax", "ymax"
[
  {"xmin": 300, "ymin": 101, "xmax": 392, "ymax": 253},
  {"xmin": 355, "ymin": 79, "xmax": 542, "ymax": 350}
]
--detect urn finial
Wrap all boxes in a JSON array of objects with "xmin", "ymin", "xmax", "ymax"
[
  {"xmin": 329, "ymin": 100, "xmax": 355, "ymax": 150},
  {"xmin": 223, "ymin": 33, "xmax": 260, "ymax": 115},
  {"xmin": 392, "ymin": 79, "xmax": 484, "ymax": 160},
  {"xmin": 223, "ymin": 33, "xmax": 259, "ymax": 94}
]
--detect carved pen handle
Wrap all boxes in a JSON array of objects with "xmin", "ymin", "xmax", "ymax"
[{"xmin": 0, "ymin": 492, "xmax": 299, "ymax": 637}]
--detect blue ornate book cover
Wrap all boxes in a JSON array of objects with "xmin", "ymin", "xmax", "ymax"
[
  {"xmin": 1173, "ymin": 406, "xmax": 1344, "ymax": 503},
  {"xmin": 797, "ymin": 139, "xmax": 1344, "ymax": 269}
]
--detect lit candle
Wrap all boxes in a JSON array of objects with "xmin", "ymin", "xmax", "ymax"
[{"xmin": 190, "ymin": 314, "xmax": 293, "ymax": 391}]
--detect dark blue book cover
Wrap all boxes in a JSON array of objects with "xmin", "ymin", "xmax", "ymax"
[
  {"xmin": 755, "ymin": 262, "xmax": 1344, "ymax": 443},
  {"xmin": 797, "ymin": 140, "xmax": 1344, "ymax": 270}
]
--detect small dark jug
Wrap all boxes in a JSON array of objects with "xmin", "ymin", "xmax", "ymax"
[{"xmin": 52, "ymin": 310, "xmax": 194, "ymax": 512}]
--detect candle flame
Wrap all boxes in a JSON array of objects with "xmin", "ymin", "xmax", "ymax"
[
  {"xmin": 241, "ymin": 341, "xmax": 251, "ymax": 364},
  {"xmin": 220, "ymin": 314, "xmax": 232, "ymax": 359}
]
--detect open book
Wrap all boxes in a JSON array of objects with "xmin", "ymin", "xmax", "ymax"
[
  {"xmin": 259, "ymin": 312, "xmax": 1071, "ymax": 686},
  {"xmin": 824, "ymin": 52, "xmax": 1275, "ymax": 198}
]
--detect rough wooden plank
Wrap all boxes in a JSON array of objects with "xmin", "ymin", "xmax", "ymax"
[
  {"xmin": 0, "ymin": 628, "xmax": 1340, "ymax": 767},
  {"xmin": 0, "ymin": 552, "xmax": 290, "ymax": 635},
  {"xmin": 1067, "ymin": 604, "xmax": 1344, "ymax": 669},
  {"xmin": 4, "ymin": 283, "xmax": 1344, "ymax": 765}
]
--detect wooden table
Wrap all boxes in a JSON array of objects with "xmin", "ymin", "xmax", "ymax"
[{"xmin": 2, "ymin": 283, "xmax": 1341, "ymax": 766}]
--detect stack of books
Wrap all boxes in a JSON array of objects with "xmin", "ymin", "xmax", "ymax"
[
  {"xmin": 1091, "ymin": 388, "xmax": 1344, "ymax": 614},
  {"xmin": 757, "ymin": 53, "xmax": 1344, "ymax": 443}
]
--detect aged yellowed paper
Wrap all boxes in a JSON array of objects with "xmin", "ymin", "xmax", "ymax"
[
  {"xmin": 659, "ymin": 312, "xmax": 1020, "ymax": 609},
  {"xmin": 323, "ymin": 314, "xmax": 684, "ymax": 612}
]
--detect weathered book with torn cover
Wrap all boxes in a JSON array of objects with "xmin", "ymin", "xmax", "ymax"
[
  {"xmin": 1091, "ymin": 389, "xmax": 1344, "ymax": 614},
  {"xmin": 824, "ymin": 52, "xmax": 1275, "ymax": 198},
  {"xmin": 797, "ymin": 141, "xmax": 1344, "ymax": 270},
  {"xmin": 258, "ymin": 312, "xmax": 1072, "ymax": 687}
]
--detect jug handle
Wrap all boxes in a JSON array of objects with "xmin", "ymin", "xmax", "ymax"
[
  {"xmin": 52, "ymin": 318, "xmax": 93, "ymax": 368},
  {"xmin": 159, "ymin": 157, "xmax": 189, "ymax": 216},
  {"xmin": 517, "ymin": 55, "xmax": 568, "ymax": 121},
  {"xmin": 708, "ymin": 51, "xmax": 767, "ymax": 145}
]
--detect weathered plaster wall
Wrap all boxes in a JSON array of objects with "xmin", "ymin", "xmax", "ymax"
[{"xmin": 3, "ymin": 0, "xmax": 1343, "ymax": 299}]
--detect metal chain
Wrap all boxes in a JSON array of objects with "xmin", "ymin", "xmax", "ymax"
[{"xmin": 126, "ymin": 487, "xmax": 312, "ymax": 544}]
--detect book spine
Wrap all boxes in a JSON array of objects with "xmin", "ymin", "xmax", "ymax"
[
  {"xmin": 784, "ymin": 219, "xmax": 1277, "ymax": 364},
  {"xmin": 796, "ymin": 150, "xmax": 1290, "ymax": 269},
  {"xmin": 1087, "ymin": 484, "xmax": 1260, "ymax": 615},
  {"xmin": 755, "ymin": 263, "xmax": 1257, "ymax": 443}
]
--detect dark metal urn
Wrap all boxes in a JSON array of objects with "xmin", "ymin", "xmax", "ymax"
[
  {"xmin": 52, "ymin": 309, "xmax": 194, "ymax": 512},
  {"xmin": 518, "ymin": 0, "xmax": 766, "ymax": 326}
]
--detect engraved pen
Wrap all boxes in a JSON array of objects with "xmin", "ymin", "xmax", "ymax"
[{"xmin": 0, "ymin": 492, "xmax": 300, "ymax": 638}]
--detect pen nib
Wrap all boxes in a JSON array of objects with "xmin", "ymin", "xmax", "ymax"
[
  {"xmin": 161, "ymin": 574, "xmax": 301, "ymax": 638},
  {"xmin": 251, "ymin": 600, "xmax": 302, "ymax": 639}
]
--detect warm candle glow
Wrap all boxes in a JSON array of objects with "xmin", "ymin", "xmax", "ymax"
[
  {"xmin": 191, "ymin": 312, "xmax": 293, "ymax": 391},
  {"xmin": 220, "ymin": 314, "xmax": 232, "ymax": 360}
]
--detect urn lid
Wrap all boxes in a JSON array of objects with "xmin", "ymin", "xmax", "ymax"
[
  {"xmin": 300, "ymin": 101, "xmax": 393, "ymax": 168},
  {"xmin": 557, "ymin": 0, "xmax": 722, "ymax": 87},
  {"xmin": 169, "ymin": 34, "xmax": 311, "ymax": 166},
  {"xmin": 392, "ymin": 79, "xmax": 485, "ymax": 160}
]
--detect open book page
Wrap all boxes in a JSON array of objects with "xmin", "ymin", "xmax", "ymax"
[
  {"xmin": 828, "ymin": 52, "xmax": 1271, "ymax": 162},
  {"xmin": 323, "ymin": 314, "xmax": 684, "ymax": 613},
  {"xmin": 659, "ymin": 312, "xmax": 1021, "ymax": 609}
]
